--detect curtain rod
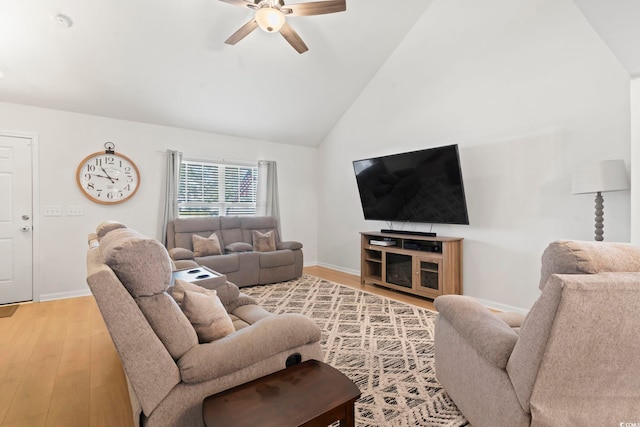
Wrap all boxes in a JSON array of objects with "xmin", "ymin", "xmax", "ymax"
[{"xmin": 159, "ymin": 150, "xmax": 274, "ymax": 167}]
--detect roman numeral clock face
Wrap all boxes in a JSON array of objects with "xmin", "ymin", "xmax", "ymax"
[{"xmin": 76, "ymin": 151, "xmax": 140, "ymax": 204}]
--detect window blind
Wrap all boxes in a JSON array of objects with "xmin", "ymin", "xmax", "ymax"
[{"xmin": 178, "ymin": 160, "xmax": 257, "ymax": 217}]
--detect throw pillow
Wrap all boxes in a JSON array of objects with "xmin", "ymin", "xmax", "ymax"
[
  {"xmin": 171, "ymin": 279, "xmax": 215, "ymax": 306},
  {"xmin": 252, "ymin": 230, "xmax": 276, "ymax": 252},
  {"xmin": 192, "ymin": 233, "xmax": 222, "ymax": 257},
  {"xmin": 169, "ymin": 247, "xmax": 194, "ymax": 260},
  {"xmin": 225, "ymin": 242, "xmax": 254, "ymax": 253},
  {"xmin": 181, "ymin": 290, "xmax": 235, "ymax": 343}
]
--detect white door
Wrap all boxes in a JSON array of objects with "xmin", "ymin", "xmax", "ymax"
[{"xmin": 0, "ymin": 134, "xmax": 33, "ymax": 304}]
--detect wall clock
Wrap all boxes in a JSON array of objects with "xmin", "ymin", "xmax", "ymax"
[{"xmin": 76, "ymin": 142, "xmax": 140, "ymax": 204}]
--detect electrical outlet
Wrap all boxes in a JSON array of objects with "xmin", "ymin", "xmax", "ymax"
[
  {"xmin": 66, "ymin": 206, "xmax": 84, "ymax": 216},
  {"xmin": 43, "ymin": 206, "xmax": 62, "ymax": 216}
]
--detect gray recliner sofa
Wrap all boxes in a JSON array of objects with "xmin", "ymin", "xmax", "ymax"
[
  {"xmin": 166, "ymin": 216, "xmax": 303, "ymax": 287},
  {"xmin": 86, "ymin": 223, "xmax": 322, "ymax": 427},
  {"xmin": 434, "ymin": 240, "xmax": 640, "ymax": 426}
]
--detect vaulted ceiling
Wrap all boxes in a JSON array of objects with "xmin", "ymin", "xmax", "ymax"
[
  {"xmin": 0, "ymin": 1, "xmax": 637, "ymax": 147},
  {"xmin": 572, "ymin": 0, "xmax": 640, "ymax": 78}
]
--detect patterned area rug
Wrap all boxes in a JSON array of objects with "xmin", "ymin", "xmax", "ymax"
[{"xmin": 243, "ymin": 274, "xmax": 469, "ymax": 427}]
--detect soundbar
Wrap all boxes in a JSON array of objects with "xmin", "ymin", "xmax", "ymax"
[{"xmin": 380, "ymin": 229, "xmax": 437, "ymax": 237}]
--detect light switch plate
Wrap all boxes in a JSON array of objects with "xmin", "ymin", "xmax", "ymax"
[
  {"xmin": 43, "ymin": 206, "xmax": 62, "ymax": 216},
  {"xmin": 66, "ymin": 206, "xmax": 84, "ymax": 216}
]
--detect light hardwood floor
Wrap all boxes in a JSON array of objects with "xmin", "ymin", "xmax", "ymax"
[{"xmin": 0, "ymin": 266, "xmax": 435, "ymax": 427}]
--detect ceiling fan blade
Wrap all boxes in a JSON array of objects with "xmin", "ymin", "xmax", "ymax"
[
  {"xmin": 218, "ymin": 0, "xmax": 258, "ymax": 10},
  {"xmin": 225, "ymin": 19, "xmax": 259, "ymax": 45},
  {"xmin": 283, "ymin": 0, "xmax": 346, "ymax": 16},
  {"xmin": 279, "ymin": 22, "xmax": 308, "ymax": 54}
]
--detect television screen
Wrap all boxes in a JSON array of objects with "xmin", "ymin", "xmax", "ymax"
[{"xmin": 352, "ymin": 144, "xmax": 469, "ymax": 225}]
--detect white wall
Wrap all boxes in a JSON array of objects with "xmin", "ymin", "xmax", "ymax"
[
  {"xmin": 317, "ymin": 0, "xmax": 631, "ymax": 312},
  {"xmin": 0, "ymin": 101, "xmax": 318, "ymax": 301},
  {"xmin": 631, "ymin": 78, "xmax": 640, "ymax": 244}
]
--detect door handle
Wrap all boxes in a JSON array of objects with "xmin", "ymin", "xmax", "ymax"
[{"xmin": 20, "ymin": 226, "xmax": 30, "ymax": 232}]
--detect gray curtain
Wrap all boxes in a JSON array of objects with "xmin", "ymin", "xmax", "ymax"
[
  {"xmin": 161, "ymin": 149, "xmax": 182, "ymax": 245},
  {"xmin": 256, "ymin": 160, "xmax": 281, "ymax": 236}
]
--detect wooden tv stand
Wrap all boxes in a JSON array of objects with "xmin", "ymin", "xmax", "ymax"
[{"xmin": 360, "ymin": 231, "xmax": 463, "ymax": 299}]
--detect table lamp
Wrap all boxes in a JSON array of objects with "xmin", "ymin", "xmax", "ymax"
[{"xmin": 572, "ymin": 159, "xmax": 629, "ymax": 241}]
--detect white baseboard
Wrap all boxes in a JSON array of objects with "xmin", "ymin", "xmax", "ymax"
[
  {"xmin": 39, "ymin": 289, "xmax": 92, "ymax": 302},
  {"xmin": 314, "ymin": 261, "xmax": 359, "ymax": 276},
  {"xmin": 310, "ymin": 263, "xmax": 529, "ymax": 314}
]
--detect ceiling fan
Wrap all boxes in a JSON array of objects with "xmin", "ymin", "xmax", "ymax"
[{"xmin": 219, "ymin": 0, "xmax": 346, "ymax": 54}]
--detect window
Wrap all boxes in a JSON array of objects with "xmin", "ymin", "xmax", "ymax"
[{"xmin": 178, "ymin": 160, "xmax": 258, "ymax": 217}]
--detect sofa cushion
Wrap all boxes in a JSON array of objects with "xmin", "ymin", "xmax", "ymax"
[
  {"xmin": 173, "ymin": 217, "xmax": 220, "ymax": 233},
  {"xmin": 539, "ymin": 240, "xmax": 640, "ymax": 290},
  {"xmin": 196, "ymin": 253, "xmax": 240, "ymax": 274},
  {"xmin": 220, "ymin": 216, "xmax": 243, "ymax": 245},
  {"xmin": 253, "ymin": 230, "xmax": 276, "ymax": 252},
  {"xmin": 136, "ymin": 292, "xmax": 198, "ymax": 359},
  {"xmin": 192, "ymin": 233, "xmax": 222, "ymax": 257},
  {"xmin": 226, "ymin": 242, "xmax": 253, "ymax": 253},
  {"xmin": 181, "ymin": 290, "xmax": 235, "ymax": 343},
  {"xmin": 101, "ymin": 228, "xmax": 172, "ymax": 297},
  {"xmin": 240, "ymin": 216, "xmax": 280, "ymax": 244},
  {"xmin": 240, "ymin": 216, "xmax": 278, "ymax": 232},
  {"xmin": 259, "ymin": 250, "xmax": 295, "ymax": 268}
]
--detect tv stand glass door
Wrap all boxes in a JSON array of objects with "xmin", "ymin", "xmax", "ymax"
[{"xmin": 385, "ymin": 253, "xmax": 412, "ymax": 289}]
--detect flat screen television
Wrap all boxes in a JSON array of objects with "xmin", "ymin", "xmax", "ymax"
[{"xmin": 352, "ymin": 144, "xmax": 469, "ymax": 225}]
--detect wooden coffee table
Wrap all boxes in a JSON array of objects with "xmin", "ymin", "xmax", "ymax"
[{"xmin": 202, "ymin": 359, "xmax": 361, "ymax": 427}]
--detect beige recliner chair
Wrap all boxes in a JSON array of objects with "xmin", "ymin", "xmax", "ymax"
[
  {"xmin": 434, "ymin": 240, "xmax": 640, "ymax": 427},
  {"xmin": 86, "ymin": 223, "xmax": 323, "ymax": 427}
]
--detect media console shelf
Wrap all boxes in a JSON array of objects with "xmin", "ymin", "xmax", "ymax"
[{"xmin": 360, "ymin": 231, "xmax": 463, "ymax": 299}]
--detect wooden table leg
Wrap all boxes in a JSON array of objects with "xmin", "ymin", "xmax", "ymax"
[{"xmin": 340, "ymin": 400, "xmax": 356, "ymax": 427}]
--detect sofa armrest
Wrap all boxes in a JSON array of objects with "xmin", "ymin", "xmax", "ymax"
[
  {"xmin": 225, "ymin": 292, "xmax": 259, "ymax": 313},
  {"xmin": 173, "ymin": 260, "xmax": 199, "ymax": 270},
  {"xmin": 177, "ymin": 313, "xmax": 321, "ymax": 384},
  {"xmin": 435, "ymin": 295, "xmax": 519, "ymax": 369},
  {"xmin": 169, "ymin": 247, "xmax": 194, "ymax": 261},
  {"xmin": 495, "ymin": 311, "xmax": 525, "ymax": 328},
  {"xmin": 276, "ymin": 241, "xmax": 303, "ymax": 251}
]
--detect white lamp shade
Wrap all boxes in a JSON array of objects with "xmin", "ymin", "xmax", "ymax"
[
  {"xmin": 572, "ymin": 159, "xmax": 630, "ymax": 195},
  {"xmin": 255, "ymin": 8, "xmax": 286, "ymax": 33}
]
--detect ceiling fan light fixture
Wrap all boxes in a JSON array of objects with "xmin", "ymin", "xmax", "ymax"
[{"xmin": 255, "ymin": 7, "xmax": 285, "ymax": 33}]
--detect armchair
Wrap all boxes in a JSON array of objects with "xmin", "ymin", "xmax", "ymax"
[
  {"xmin": 86, "ymin": 223, "xmax": 322, "ymax": 427},
  {"xmin": 434, "ymin": 240, "xmax": 640, "ymax": 426}
]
